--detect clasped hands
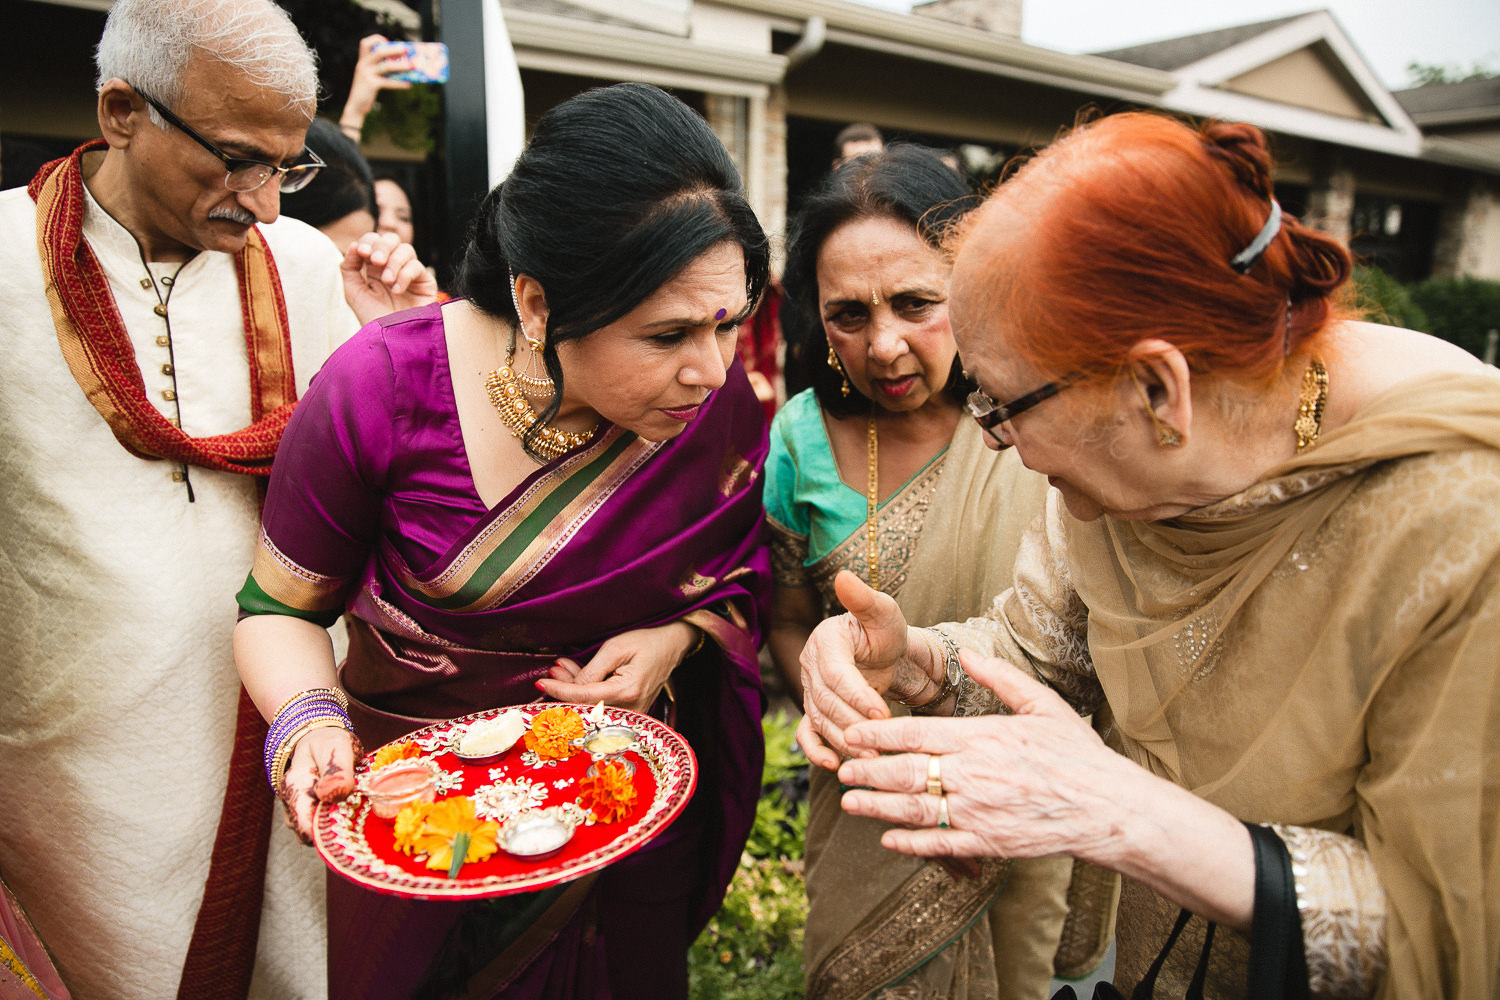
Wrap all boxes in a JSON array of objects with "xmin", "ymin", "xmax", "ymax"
[{"xmin": 797, "ymin": 571, "xmax": 1126, "ymax": 863}]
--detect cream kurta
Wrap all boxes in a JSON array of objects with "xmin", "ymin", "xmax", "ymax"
[{"xmin": 0, "ymin": 180, "xmax": 357, "ymax": 1000}]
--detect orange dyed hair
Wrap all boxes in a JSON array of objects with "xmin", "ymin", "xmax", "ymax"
[{"xmin": 952, "ymin": 113, "xmax": 1352, "ymax": 385}]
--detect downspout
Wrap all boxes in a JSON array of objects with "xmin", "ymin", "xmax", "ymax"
[{"xmin": 785, "ymin": 14, "xmax": 826, "ymax": 69}]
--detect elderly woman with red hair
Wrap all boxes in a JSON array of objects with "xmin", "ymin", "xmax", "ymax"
[{"xmin": 796, "ymin": 111, "xmax": 1500, "ymax": 999}]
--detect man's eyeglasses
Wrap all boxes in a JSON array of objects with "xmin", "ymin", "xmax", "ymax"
[
  {"xmin": 134, "ymin": 87, "xmax": 324, "ymax": 194},
  {"xmin": 964, "ymin": 377, "xmax": 1074, "ymax": 449}
]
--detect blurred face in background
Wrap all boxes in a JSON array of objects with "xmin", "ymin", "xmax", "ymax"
[{"xmin": 375, "ymin": 178, "xmax": 414, "ymax": 245}]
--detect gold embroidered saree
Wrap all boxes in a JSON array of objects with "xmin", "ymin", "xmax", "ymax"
[{"xmin": 768, "ymin": 395, "xmax": 1091, "ymax": 999}]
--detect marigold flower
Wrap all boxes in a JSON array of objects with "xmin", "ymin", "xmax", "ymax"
[
  {"xmin": 369, "ymin": 740, "xmax": 422, "ymax": 770},
  {"xmin": 392, "ymin": 796, "xmax": 500, "ymax": 872},
  {"xmin": 576, "ymin": 759, "xmax": 638, "ymax": 823},
  {"xmin": 524, "ymin": 706, "xmax": 587, "ymax": 760}
]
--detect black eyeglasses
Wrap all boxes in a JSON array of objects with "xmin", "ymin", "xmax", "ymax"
[
  {"xmin": 964, "ymin": 377, "xmax": 1074, "ymax": 449},
  {"xmin": 134, "ymin": 87, "xmax": 324, "ymax": 194}
]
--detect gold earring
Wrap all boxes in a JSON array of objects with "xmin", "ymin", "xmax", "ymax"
[
  {"xmin": 1131, "ymin": 370, "xmax": 1181, "ymax": 448},
  {"xmin": 828, "ymin": 346, "xmax": 851, "ymax": 397}
]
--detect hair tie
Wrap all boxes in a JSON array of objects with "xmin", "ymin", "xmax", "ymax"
[{"xmin": 1230, "ymin": 200, "xmax": 1282, "ymax": 274}]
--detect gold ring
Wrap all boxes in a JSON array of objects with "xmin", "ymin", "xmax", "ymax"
[
  {"xmin": 926, "ymin": 753, "xmax": 943, "ymax": 797},
  {"xmin": 937, "ymin": 794, "xmax": 951, "ymax": 830}
]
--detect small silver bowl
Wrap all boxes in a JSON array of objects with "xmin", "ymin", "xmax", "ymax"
[
  {"xmin": 586, "ymin": 757, "xmax": 636, "ymax": 779},
  {"xmin": 575, "ymin": 725, "xmax": 639, "ymax": 760},
  {"xmin": 498, "ymin": 810, "xmax": 576, "ymax": 858}
]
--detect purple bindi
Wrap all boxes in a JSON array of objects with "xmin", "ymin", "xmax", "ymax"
[{"xmin": 715, "ymin": 308, "xmax": 727, "ymax": 321}]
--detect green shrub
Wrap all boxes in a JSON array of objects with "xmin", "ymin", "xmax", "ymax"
[
  {"xmin": 1350, "ymin": 265, "xmax": 1429, "ymax": 332},
  {"xmin": 689, "ymin": 711, "xmax": 810, "ymax": 1000},
  {"xmin": 1407, "ymin": 276, "xmax": 1500, "ymax": 360}
]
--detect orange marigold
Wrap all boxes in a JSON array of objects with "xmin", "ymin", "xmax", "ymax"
[
  {"xmin": 392, "ymin": 795, "xmax": 500, "ymax": 872},
  {"xmin": 524, "ymin": 706, "xmax": 586, "ymax": 761},
  {"xmin": 577, "ymin": 759, "xmax": 638, "ymax": 824},
  {"xmin": 369, "ymin": 740, "xmax": 422, "ymax": 770}
]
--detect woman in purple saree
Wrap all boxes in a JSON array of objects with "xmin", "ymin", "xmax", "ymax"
[{"xmin": 234, "ymin": 83, "xmax": 771, "ymax": 999}]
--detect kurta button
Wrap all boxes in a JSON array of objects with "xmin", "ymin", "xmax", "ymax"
[
  {"xmin": 153, "ymin": 304, "xmax": 168, "ymax": 317},
  {"xmin": 171, "ymin": 471, "xmax": 185, "ymax": 482},
  {"xmin": 162, "ymin": 389, "xmax": 177, "ymax": 401},
  {"xmin": 140, "ymin": 278, "xmax": 153, "ymax": 289},
  {"xmin": 168, "ymin": 417, "xmax": 179, "ymax": 427},
  {"xmin": 156, "ymin": 336, "xmax": 169, "ymax": 347},
  {"xmin": 162, "ymin": 363, "xmax": 174, "ymax": 376}
]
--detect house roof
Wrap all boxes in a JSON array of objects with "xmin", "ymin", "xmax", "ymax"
[
  {"xmin": 1092, "ymin": 14, "xmax": 1306, "ymax": 71},
  {"xmin": 1393, "ymin": 76, "xmax": 1500, "ymax": 126}
]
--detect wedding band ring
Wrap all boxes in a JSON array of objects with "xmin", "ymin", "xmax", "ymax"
[
  {"xmin": 926, "ymin": 753, "xmax": 943, "ymax": 797},
  {"xmin": 937, "ymin": 794, "xmax": 951, "ymax": 830}
]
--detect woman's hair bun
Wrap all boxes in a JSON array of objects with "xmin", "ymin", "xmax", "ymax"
[{"xmin": 1200, "ymin": 121, "xmax": 1274, "ymax": 201}]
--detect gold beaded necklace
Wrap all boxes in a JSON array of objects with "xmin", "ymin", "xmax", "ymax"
[
  {"xmin": 483, "ymin": 334, "xmax": 595, "ymax": 462},
  {"xmin": 1293, "ymin": 357, "xmax": 1329, "ymax": 452},
  {"xmin": 865, "ymin": 409, "xmax": 881, "ymax": 590}
]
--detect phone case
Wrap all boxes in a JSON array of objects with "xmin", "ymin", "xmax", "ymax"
[{"xmin": 377, "ymin": 41, "xmax": 449, "ymax": 84}]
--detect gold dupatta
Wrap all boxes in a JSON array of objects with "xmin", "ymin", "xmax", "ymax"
[{"xmin": 1066, "ymin": 370, "xmax": 1500, "ymax": 997}]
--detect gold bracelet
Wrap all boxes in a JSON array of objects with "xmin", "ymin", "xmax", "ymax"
[{"xmin": 270, "ymin": 717, "xmax": 351, "ymax": 791}]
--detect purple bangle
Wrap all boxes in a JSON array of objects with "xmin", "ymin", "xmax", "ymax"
[{"xmin": 264, "ymin": 705, "xmax": 352, "ymax": 786}]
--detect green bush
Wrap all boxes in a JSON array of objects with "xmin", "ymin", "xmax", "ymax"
[
  {"xmin": 1407, "ymin": 276, "xmax": 1500, "ymax": 360},
  {"xmin": 689, "ymin": 711, "xmax": 809, "ymax": 1000},
  {"xmin": 1350, "ymin": 265, "xmax": 1430, "ymax": 332}
]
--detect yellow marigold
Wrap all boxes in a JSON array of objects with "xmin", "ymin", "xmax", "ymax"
[
  {"xmin": 368, "ymin": 740, "xmax": 422, "ymax": 770},
  {"xmin": 391, "ymin": 796, "xmax": 500, "ymax": 872},
  {"xmin": 523, "ymin": 706, "xmax": 586, "ymax": 761},
  {"xmin": 576, "ymin": 759, "xmax": 638, "ymax": 823}
]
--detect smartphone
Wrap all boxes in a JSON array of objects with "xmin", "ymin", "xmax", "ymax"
[{"xmin": 377, "ymin": 41, "xmax": 449, "ymax": 84}]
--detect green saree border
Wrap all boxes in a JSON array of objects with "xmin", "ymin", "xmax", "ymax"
[{"xmin": 397, "ymin": 429, "xmax": 659, "ymax": 613}]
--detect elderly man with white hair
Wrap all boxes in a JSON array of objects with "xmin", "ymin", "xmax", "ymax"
[{"xmin": 0, "ymin": 1, "xmax": 434, "ymax": 997}]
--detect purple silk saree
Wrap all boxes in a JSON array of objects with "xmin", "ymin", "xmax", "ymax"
[{"xmin": 245, "ymin": 303, "xmax": 769, "ymax": 999}]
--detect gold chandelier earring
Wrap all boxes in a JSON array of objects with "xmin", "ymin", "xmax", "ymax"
[
  {"xmin": 827, "ymin": 346, "xmax": 851, "ymax": 397},
  {"xmin": 509, "ymin": 273, "xmax": 555, "ymax": 396}
]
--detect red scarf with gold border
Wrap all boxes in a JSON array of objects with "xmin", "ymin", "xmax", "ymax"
[{"xmin": 28, "ymin": 140, "xmax": 297, "ymax": 475}]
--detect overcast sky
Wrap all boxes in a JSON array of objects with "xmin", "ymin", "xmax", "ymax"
[{"xmin": 851, "ymin": 0, "xmax": 1500, "ymax": 90}]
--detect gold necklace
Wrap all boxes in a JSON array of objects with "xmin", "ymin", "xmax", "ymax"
[
  {"xmin": 483, "ymin": 340, "xmax": 595, "ymax": 462},
  {"xmin": 1293, "ymin": 357, "xmax": 1329, "ymax": 452},
  {"xmin": 866, "ymin": 410, "xmax": 881, "ymax": 590}
]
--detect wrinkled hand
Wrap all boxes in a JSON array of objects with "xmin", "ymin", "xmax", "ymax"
[
  {"xmin": 537, "ymin": 622, "xmax": 698, "ymax": 714},
  {"xmin": 795, "ymin": 571, "xmax": 914, "ymax": 770},
  {"xmin": 341, "ymin": 232, "xmax": 439, "ymax": 325},
  {"xmin": 278, "ymin": 725, "xmax": 362, "ymax": 844},
  {"xmin": 344, "ymin": 34, "xmax": 413, "ymax": 124},
  {"xmin": 835, "ymin": 650, "xmax": 1124, "ymax": 861}
]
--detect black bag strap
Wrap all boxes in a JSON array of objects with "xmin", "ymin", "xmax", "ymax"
[{"xmin": 1245, "ymin": 822, "xmax": 1311, "ymax": 1000}]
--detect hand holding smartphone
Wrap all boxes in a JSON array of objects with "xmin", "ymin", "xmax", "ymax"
[{"xmin": 376, "ymin": 41, "xmax": 449, "ymax": 84}]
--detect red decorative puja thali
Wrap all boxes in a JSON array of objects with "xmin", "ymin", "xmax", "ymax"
[{"xmin": 313, "ymin": 703, "xmax": 697, "ymax": 900}]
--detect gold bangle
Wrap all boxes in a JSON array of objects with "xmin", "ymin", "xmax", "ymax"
[
  {"xmin": 270, "ymin": 717, "xmax": 351, "ymax": 791},
  {"xmin": 272, "ymin": 686, "xmax": 349, "ymax": 721}
]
